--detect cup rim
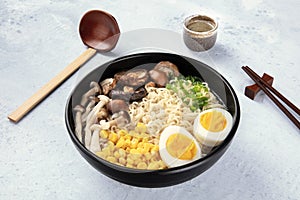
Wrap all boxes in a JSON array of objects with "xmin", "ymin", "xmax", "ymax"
[{"xmin": 183, "ymin": 14, "xmax": 218, "ymax": 35}]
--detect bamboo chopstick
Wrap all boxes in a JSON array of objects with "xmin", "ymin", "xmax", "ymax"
[
  {"xmin": 8, "ymin": 48, "xmax": 97, "ymax": 123},
  {"xmin": 242, "ymin": 66, "xmax": 300, "ymax": 129}
]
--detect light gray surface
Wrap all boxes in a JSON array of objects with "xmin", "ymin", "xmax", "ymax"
[{"xmin": 1, "ymin": 0, "xmax": 299, "ymax": 199}]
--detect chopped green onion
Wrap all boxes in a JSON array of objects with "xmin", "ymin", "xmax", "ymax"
[{"xmin": 166, "ymin": 76, "xmax": 210, "ymax": 111}]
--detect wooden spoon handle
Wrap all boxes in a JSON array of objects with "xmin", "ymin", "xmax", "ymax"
[{"xmin": 8, "ymin": 48, "xmax": 97, "ymax": 123}]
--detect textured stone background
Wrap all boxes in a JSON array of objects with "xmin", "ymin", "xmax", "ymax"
[{"xmin": 0, "ymin": 0, "xmax": 299, "ymax": 199}]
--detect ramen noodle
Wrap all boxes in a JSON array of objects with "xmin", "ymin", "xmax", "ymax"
[{"xmin": 129, "ymin": 86, "xmax": 199, "ymax": 136}]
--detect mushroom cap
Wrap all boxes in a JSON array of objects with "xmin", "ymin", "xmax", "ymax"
[
  {"xmin": 106, "ymin": 99, "xmax": 129, "ymax": 114},
  {"xmin": 100, "ymin": 78, "xmax": 116, "ymax": 95},
  {"xmin": 90, "ymin": 81, "xmax": 101, "ymax": 93},
  {"xmin": 118, "ymin": 69, "xmax": 149, "ymax": 87},
  {"xmin": 154, "ymin": 61, "xmax": 180, "ymax": 78},
  {"xmin": 149, "ymin": 69, "xmax": 169, "ymax": 87},
  {"xmin": 73, "ymin": 105, "xmax": 85, "ymax": 113},
  {"xmin": 97, "ymin": 95, "xmax": 110, "ymax": 104},
  {"xmin": 112, "ymin": 110, "xmax": 131, "ymax": 124}
]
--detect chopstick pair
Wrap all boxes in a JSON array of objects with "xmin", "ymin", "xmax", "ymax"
[{"xmin": 242, "ymin": 66, "xmax": 300, "ymax": 129}]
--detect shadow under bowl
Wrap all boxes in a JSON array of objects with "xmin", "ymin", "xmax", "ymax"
[{"xmin": 65, "ymin": 52, "xmax": 240, "ymax": 187}]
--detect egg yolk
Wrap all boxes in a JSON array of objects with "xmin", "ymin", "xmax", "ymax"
[
  {"xmin": 200, "ymin": 110, "xmax": 227, "ymax": 132},
  {"xmin": 166, "ymin": 133, "xmax": 197, "ymax": 160}
]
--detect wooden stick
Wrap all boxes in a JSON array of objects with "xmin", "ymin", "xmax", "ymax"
[
  {"xmin": 244, "ymin": 66, "xmax": 300, "ymax": 115},
  {"xmin": 242, "ymin": 66, "xmax": 300, "ymax": 129},
  {"xmin": 8, "ymin": 48, "xmax": 97, "ymax": 123}
]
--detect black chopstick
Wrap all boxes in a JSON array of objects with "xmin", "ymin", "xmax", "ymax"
[{"xmin": 242, "ymin": 66, "xmax": 300, "ymax": 129}]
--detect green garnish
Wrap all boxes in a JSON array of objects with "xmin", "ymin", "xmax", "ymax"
[{"xmin": 166, "ymin": 76, "xmax": 210, "ymax": 111}]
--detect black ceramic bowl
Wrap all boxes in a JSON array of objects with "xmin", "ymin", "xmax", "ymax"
[{"xmin": 65, "ymin": 52, "xmax": 240, "ymax": 187}]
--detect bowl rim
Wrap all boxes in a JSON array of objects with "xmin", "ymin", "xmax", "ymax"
[
  {"xmin": 65, "ymin": 52, "xmax": 240, "ymax": 174},
  {"xmin": 183, "ymin": 14, "xmax": 218, "ymax": 36}
]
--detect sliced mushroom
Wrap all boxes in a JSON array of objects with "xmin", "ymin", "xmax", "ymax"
[
  {"xmin": 149, "ymin": 69, "xmax": 169, "ymax": 87},
  {"xmin": 106, "ymin": 99, "xmax": 129, "ymax": 114},
  {"xmin": 84, "ymin": 95, "xmax": 110, "ymax": 149},
  {"xmin": 110, "ymin": 87, "xmax": 147, "ymax": 102},
  {"xmin": 82, "ymin": 97, "xmax": 97, "ymax": 123},
  {"xmin": 130, "ymin": 87, "xmax": 148, "ymax": 101},
  {"xmin": 109, "ymin": 90, "xmax": 131, "ymax": 101},
  {"xmin": 100, "ymin": 78, "xmax": 116, "ymax": 95},
  {"xmin": 123, "ymin": 86, "xmax": 134, "ymax": 93},
  {"xmin": 74, "ymin": 105, "xmax": 85, "ymax": 142},
  {"xmin": 90, "ymin": 129, "xmax": 101, "ymax": 153},
  {"xmin": 80, "ymin": 81, "xmax": 101, "ymax": 107},
  {"xmin": 100, "ymin": 110, "xmax": 131, "ymax": 130},
  {"xmin": 89, "ymin": 124, "xmax": 108, "ymax": 150},
  {"xmin": 114, "ymin": 71, "xmax": 126, "ymax": 81},
  {"xmin": 97, "ymin": 107, "xmax": 108, "ymax": 120},
  {"xmin": 118, "ymin": 69, "xmax": 149, "ymax": 86},
  {"xmin": 154, "ymin": 61, "xmax": 180, "ymax": 78},
  {"xmin": 88, "ymin": 95, "xmax": 100, "ymax": 103}
]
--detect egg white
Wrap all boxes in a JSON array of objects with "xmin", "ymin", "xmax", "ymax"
[
  {"xmin": 159, "ymin": 125, "xmax": 201, "ymax": 168},
  {"xmin": 193, "ymin": 108, "xmax": 233, "ymax": 147}
]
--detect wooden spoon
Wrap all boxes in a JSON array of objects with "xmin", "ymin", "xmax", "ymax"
[{"xmin": 8, "ymin": 10, "xmax": 120, "ymax": 123}]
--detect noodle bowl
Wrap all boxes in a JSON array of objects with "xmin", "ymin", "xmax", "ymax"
[{"xmin": 65, "ymin": 52, "xmax": 240, "ymax": 187}]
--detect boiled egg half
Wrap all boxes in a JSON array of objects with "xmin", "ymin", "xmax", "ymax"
[
  {"xmin": 193, "ymin": 108, "xmax": 233, "ymax": 147},
  {"xmin": 159, "ymin": 126, "xmax": 201, "ymax": 168}
]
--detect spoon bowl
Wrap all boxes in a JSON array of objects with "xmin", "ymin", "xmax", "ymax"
[{"xmin": 79, "ymin": 10, "xmax": 120, "ymax": 51}]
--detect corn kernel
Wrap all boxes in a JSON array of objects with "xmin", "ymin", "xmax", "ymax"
[
  {"xmin": 144, "ymin": 152, "xmax": 152, "ymax": 161},
  {"xmin": 150, "ymin": 157, "xmax": 159, "ymax": 162},
  {"xmin": 127, "ymin": 158, "xmax": 134, "ymax": 165},
  {"xmin": 107, "ymin": 141, "xmax": 114, "ymax": 147},
  {"xmin": 118, "ymin": 148, "xmax": 126, "ymax": 157},
  {"xmin": 118, "ymin": 130, "xmax": 127, "ymax": 137},
  {"xmin": 143, "ymin": 143, "xmax": 152, "ymax": 152},
  {"xmin": 124, "ymin": 134, "xmax": 132, "ymax": 140},
  {"xmin": 130, "ymin": 149, "xmax": 139, "ymax": 154},
  {"xmin": 127, "ymin": 153, "xmax": 133, "ymax": 160},
  {"xmin": 99, "ymin": 130, "xmax": 109, "ymax": 139},
  {"xmin": 125, "ymin": 147, "xmax": 131, "ymax": 153},
  {"xmin": 116, "ymin": 137, "xmax": 125, "ymax": 148},
  {"xmin": 157, "ymin": 160, "xmax": 167, "ymax": 168},
  {"xmin": 143, "ymin": 149, "xmax": 149, "ymax": 154},
  {"xmin": 151, "ymin": 145, "xmax": 159, "ymax": 153},
  {"xmin": 119, "ymin": 157, "xmax": 126, "ymax": 165},
  {"xmin": 102, "ymin": 147, "xmax": 111, "ymax": 156},
  {"xmin": 114, "ymin": 151, "xmax": 120, "ymax": 159},
  {"xmin": 124, "ymin": 138, "xmax": 131, "ymax": 148},
  {"xmin": 137, "ymin": 142, "xmax": 144, "ymax": 148},
  {"xmin": 137, "ymin": 162, "xmax": 147, "ymax": 169},
  {"xmin": 135, "ymin": 122, "xmax": 147, "ymax": 133},
  {"xmin": 95, "ymin": 151, "xmax": 106, "ymax": 159},
  {"xmin": 136, "ymin": 147, "xmax": 143, "ymax": 154},
  {"xmin": 131, "ymin": 153, "xmax": 141, "ymax": 161},
  {"xmin": 126, "ymin": 163, "xmax": 133, "ymax": 168},
  {"xmin": 115, "ymin": 162, "xmax": 123, "ymax": 167},
  {"xmin": 134, "ymin": 159, "xmax": 142, "ymax": 166},
  {"xmin": 147, "ymin": 162, "xmax": 159, "ymax": 170},
  {"xmin": 108, "ymin": 132, "xmax": 118, "ymax": 143},
  {"xmin": 130, "ymin": 138, "xmax": 139, "ymax": 149},
  {"xmin": 107, "ymin": 156, "xmax": 117, "ymax": 163},
  {"xmin": 142, "ymin": 137, "xmax": 148, "ymax": 142}
]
